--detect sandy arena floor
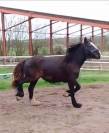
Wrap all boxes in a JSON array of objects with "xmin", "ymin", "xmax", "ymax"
[{"xmin": 0, "ymin": 84, "xmax": 109, "ymax": 133}]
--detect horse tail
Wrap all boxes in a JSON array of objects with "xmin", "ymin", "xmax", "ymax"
[{"xmin": 12, "ymin": 60, "xmax": 25, "ymax": 88}]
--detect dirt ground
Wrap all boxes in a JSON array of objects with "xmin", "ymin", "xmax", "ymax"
[{"xmin": 0, "ymin": 84, "xmax": 109, "ymax": 133}]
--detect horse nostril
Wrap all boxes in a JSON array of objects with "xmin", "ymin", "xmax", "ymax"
[{"xmin": 94, "ymin": 51, "xmax": 101, "ymax": 59}]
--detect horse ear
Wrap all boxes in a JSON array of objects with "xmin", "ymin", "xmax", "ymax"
[{"xmin": 84, "ymin": 37, "xmax": 88, "ymax": 43}]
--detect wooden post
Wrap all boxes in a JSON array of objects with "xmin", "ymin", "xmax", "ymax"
[
  {"xmin": 101, "ymin": 28, "xmax": 104, "ymax": 51},
  {"xmin": 49, "ymin": 20, "xmax": 53, "ymax": 54},
  {"xmin": 28, "ymin": 17, "xmax": 33, "ymax": 55},
  {"xmin": 92, "ymin": 26, "xmax": 94, "ymax": 42},
  {"xmin": 66, "ymin": 22, "xmax": 69, "ymax": 48},
  {"xmin": 80, "ymin": 24, "xmax": 82, "ymax": 43},
  {"xmin": 1, "ymin": 13, "xmax": 7, "ymax": 56}
]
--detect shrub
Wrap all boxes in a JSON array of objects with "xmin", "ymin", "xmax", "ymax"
[{"xmin": 53, "ymin": 46, "xmax": 65, "ymax": 55}]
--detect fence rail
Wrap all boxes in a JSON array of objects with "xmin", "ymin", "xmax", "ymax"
[{"xmin": 0, "ymin": 55, "xmax": 109, "ymax": 78}]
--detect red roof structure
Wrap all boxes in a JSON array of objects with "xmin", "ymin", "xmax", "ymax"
[{"xmin": 0, "ymin": 6, "xmax": 109, "ymax": 56}]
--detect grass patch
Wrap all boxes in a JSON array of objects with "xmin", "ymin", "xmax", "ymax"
[
  {"xmin": 0, "ymin": 67, "xmax": 13, "ymax": 74},
  {"xmin": 0, "ymin": 79, "xmax": 64, "ymax": 91},
  {"xmin": 79, "ymin": 70, "xmax": 109, "ymax": 84},
  {"xmin": 0, "ymin": 80, "xmax": 12, "ymax": 91},
  {"xmin": 1, "ymin": 70, "xmax": 109, "ymax": 91}
]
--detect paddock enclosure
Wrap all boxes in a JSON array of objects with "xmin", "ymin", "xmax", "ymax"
[
  {"xmin": 0, "ymin": 6, "xmax": 109, "ymax": 133},
  {"xmin": 0, "ymin": 84, "xmax": 109, "ymax": 133}
]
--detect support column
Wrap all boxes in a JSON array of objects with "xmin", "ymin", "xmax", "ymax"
[
  {"xmin": 92, "ymin": 26, "xmax": 94, "ymax": 42},
  {"xmin": 28, "ymin": 17, "xmax": 33, "ymax": 56},
  {"xmin": 80, "ymin": 24, "xmax": 82, "ymax": 43},
  {"xmin": 66, "ymin": 22, "xmax": 69, "ymax": 48},
  {"xmin": 1, "ymin": 13, "xmax": 7, "ymax": 56},
  {"xmin": 49, "ymin": 20, "xmax": 53, "ymax": 54},
  {"xmin": 101, "ymin": 28, "xmax": 104, "ymax": 51}
]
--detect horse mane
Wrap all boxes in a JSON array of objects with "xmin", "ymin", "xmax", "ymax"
[
  {"xmin": 65, "ymin": 43, "xmax": 82, "ymax": 62},
  {"xmin": 66, "ymin": 43, "xmax": 82, "ymax": 54}
]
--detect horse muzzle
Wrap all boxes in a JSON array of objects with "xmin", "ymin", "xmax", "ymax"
[{"xmin": 93, "ymin": 50, "xmax": 101, "ymax": 59}]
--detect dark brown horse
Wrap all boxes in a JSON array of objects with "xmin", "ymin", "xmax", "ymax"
[{"xmin": 12, "ymin": 37, "xmax": 101, "ymax": 108}]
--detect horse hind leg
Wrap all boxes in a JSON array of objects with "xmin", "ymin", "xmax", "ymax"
[
  {"xmin": 28, "ymin": 79, "xmax": 41, "ymax": 106},
  {"xmin": 16, "ymin": 82, "xmax": 24, "ymax": 101}
]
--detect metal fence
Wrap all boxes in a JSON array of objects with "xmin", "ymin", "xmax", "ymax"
[{"xmin": 0, "ymin": 55, "xmax": 109, "ymax": 79}]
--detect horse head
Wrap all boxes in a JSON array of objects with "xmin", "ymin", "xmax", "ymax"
[{"xmin": 83, "ymin": 37, "xmax": 101, "ymax": 59}]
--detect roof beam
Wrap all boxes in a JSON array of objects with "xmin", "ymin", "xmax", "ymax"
[{"xmin": 0, "ymin": 6, "xmax": 109, "ymax": 29}]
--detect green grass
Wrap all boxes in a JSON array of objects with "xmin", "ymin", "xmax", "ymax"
[
  {"xmin": 0, "ymin": 80, "xmax": 11, "ymax": 91},
  {"xmin": 0, "ymin": 79, "xmax": 64, "ymax": 91},
  {"xmin": 79, "ymin": 70, "xmax": 109, "ymax": 84},
  {"xmin": 0, "ymin": 67, "xmax": 13, "ymax": 74},
  {"xmin": 0, "ymin": 70, "xmax": 109, "ymax": 91}
]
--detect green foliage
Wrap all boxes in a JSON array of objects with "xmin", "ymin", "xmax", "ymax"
[
  {"xmin": 33, "ymin": 39, "xmax": 49, "ymax": 55},
  {"xmin": 1, "ymin": 35, "xmax": 109, "ymax": 56},
  {"xmin": 38, "ymin": 47, "xmax": 48, "ymax": 55},
  {"xmin": 53, "ymin": 46, "xmax": 65, "ymax": 55},
  {"xmin": 5, "ymin": 39, "xmax": 28, "ymax": 56},
  {"xmin": 14, "ymin": 40, "xmax": 27, "ymax": 56}
]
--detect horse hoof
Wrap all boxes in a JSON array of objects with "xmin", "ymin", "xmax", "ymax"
[
  {"xmin": 30, "ymin": 99, "xmax": 41, "ymax": 106},
  {"xmin": 63, "ymin": 93, "xmax": 69, "ymax": 97},
  {"xmin": 16, "ymin": 96, "xmax": 23, "ymax": 101},
  {"xmin": 73, "ymin": 103, "xmax": 82, "ymax": 108}
]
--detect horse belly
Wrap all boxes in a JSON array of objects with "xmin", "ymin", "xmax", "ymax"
[
  {"xmin": 42, "ymin": 71, "xmax": 67, "ymax": 83},
  {"xmin": 41, "ymin": 58, "xmax": 67, "ymax": 82}
]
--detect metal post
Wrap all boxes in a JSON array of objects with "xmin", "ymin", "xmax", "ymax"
[
  {"xmin": 66, "ymin": 22, "xmax": 69, "ymax": 48},
  {"xmin": 1, "ymin": 13, "xmax": 7, "ymax": 56},
  {"xmin": 28, "ymin": 17, "xmax": 33, "ymax": 56},
  {"xmin": 101, "ymin": 28, "xmax": 104, "ymax": 51},
  {"xmin": 92, "ymin": 26, "xmax": 94, "ymax": 42},
  {"xmin": 49, "ymin": 20, "xmax": 53, "ymax": 54},
  {"xmin": 80, "ymin": 24, "xmax": 82, "ymax": 43}
]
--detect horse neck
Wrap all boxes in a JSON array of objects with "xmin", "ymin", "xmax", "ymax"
[
  {"xmin": 73, "ymin": 53, "xmax": 86, "ymax": 67},
  {"xmin": 65, "ymin": 48, "xmax": 86, "ymax": 67}
]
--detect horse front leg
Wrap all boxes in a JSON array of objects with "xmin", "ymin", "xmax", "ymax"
[
  {"xmin": 68, "ymin": 80, "xmax": 82, "ymax": 108},
  {"xmin": 28, "ymin": 80, "xmax": 41, "ymax": 106},
  {"xmin": 67, "ymin": 80, "xmax": 80, "ymax": 94}
]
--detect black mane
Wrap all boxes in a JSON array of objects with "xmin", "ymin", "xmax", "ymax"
[
  {"xmin": 65, "ymin": 43, "xmax": 83, "ymax": 63},
  {"xmin": 66, "ymin": 43, "xmax": 82, "ymax": 54}
]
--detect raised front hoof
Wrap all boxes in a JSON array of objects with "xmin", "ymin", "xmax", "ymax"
[
  {"xmin": 16, "ymin": 96, "xmax": 23, "ymax": 101},
  {"xmin": 73, "ymin": 103, "xmax": 82, "ymax": 108},
  {"xmin": 63, "ymin": 93, "xmax": 69, "ymax": 97},
  {"xmin": 30, "ymin": 99, "xmax": 41, "ymax": 106}
]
